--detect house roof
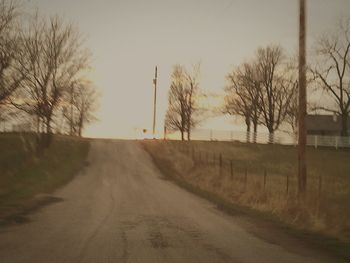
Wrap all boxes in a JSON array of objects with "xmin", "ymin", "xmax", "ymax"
[{"xmin": 306, "ymin": 114, "xmax": 350, "ymax": 132}]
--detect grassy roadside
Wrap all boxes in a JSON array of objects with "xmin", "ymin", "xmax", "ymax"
[
  {"xmin": 0, "ymin": 133, "xmax": 90, "ymax": 224},
  {"xmin": 141, "ymin": 140, "xmax": 350, "ymax": 261}
]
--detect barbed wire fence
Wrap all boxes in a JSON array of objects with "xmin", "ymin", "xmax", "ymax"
[{"xmin": 166, "ymin": 139, "xmax": 346, "ymax": 217}]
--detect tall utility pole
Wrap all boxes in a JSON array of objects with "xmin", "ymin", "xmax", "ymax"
[
  {"xmin": 152, "ymin": 66, "xmax": 158, "ymax": 138},
  {"xmin": 298, "ymin": 0, "xmax": 307, "ymax": 195},
  {"xmin": 70, "ymin": 83, "xmax": 75, "ymax": 136}
]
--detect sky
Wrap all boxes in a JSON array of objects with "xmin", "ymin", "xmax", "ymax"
[{"xmin": 26, "ymin": 0, "xmax": 350, "ymax": 138}]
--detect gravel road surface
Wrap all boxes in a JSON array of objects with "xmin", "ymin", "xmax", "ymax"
[{"xmin": 0, "ymin": 140, "xmax": 344, "ymax": 263}]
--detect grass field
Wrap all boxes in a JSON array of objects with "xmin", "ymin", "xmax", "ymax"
[
  {"xmin": 141, "ymin": 140, "xmax": 350, "ymax": 244},
  {"xmin": 0, "ymin": 133, "xmax": 90, "ymax": 223}
]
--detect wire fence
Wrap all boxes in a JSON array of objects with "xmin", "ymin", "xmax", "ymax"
[
  {"xmin": 167, "ymin": 129, "xmax": 350, "ymax": 149},
  {"xmin": 145, "ymin": 137, "xmax": 350, "ymax": 240},
  {"xmin": 169, "ymin": 141, "xmax": 347, "ymax": 213}
]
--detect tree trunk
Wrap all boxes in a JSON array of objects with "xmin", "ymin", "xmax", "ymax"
[
  {"xmin": 268, "ymin": 132, "xmax": 274, "ymax": 144},
  {"xmin": 187, "ymin": 112, "xmax": 191, "ymax": 140},
  {"xmin": 341, "ymin": 113, "xmax": 348, "ymax": 136},
  {"xmin": 246, "ymin": 125, "xmax": 251, "ymax": 143},
  {"xmin": 181, "ymin": 130, "xmax": 184, "ymax": 141},
  {"xmin": 187, "ymin": 128, "xmax": 191, "ymax": 141},
  {"xmin": 36, "ymin": 115, "xmax": 53, "ymax": 152},
  {"xmin": 44, "ymin": 117, "xmax": 53, "ymax": 148},
  {"xmin": 78, "ymin": 115, "xmax": 83, "ymax": 137},
  {"xmin": 78, "ymin": 125, "xmax": 82, "ymax": 137},
  {"xmin": 245, "ymin": 115, "xmax": 251, "ymax": 143},
  {"xmin": 268, "ymin": 126, "xmax": 274, "ymax": 144},
  {"xmin": 253, "ymin": 121, "xmax": 258, "ymax": 143}
]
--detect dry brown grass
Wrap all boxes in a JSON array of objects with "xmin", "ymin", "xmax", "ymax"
[{"xmin": 141, "ymin": 139, "xmax": 350, "ymax": 242}]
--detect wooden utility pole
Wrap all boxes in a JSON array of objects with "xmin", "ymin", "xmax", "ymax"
[
  {"xmin": 70, "ymin": 84, "xmax": 74, "ymax": 136},
  {"xmin": 152, "ymin": 66, "xmax": 158, "ymax": 138},
  {"xmin": 298, "ymin": 0, "xmax": 307, "ymax": 195}
]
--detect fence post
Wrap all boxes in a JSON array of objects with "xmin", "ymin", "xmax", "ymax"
[
  {"xmin": 335, "ymin": 136, "xmax": 338, "ymax": 149},
  {"xmin": 219, "ymin": 154, "xmax": 223, "ymax": 176},
  {"xmin": 230, "ymin": 160, "xmax": 233, "ymax": 179},
  {"xmin": 315, "ymin": 135, "xmax": 318, "ymax": 149},
  {"xmin": 213, "ymin": 152, "xmax": 215, "ymax": 166},
  {"xmin": 286, "ymin": 173, "xmax": 289, "ymax": 195},
  {"xmin": 263, "ymin": 168, "xmax": 267, "ymax": 190}
]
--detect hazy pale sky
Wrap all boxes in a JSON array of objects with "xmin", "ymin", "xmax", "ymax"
[{"xmin": 27, "ymin": 0, "xmax": 350, "ymax": 138}]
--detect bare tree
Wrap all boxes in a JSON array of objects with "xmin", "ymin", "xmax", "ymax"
[
  {"xmin": 63, "ymin": 81, "xmax": 98, "ymax": 137},
  {"xmin": 165, "ymin": 64, "xmax": 201, "ymax": 141},
  {"xmin": 285, "ymin": 83, "xmax": 299, "ymax": 133},
  {"xmin": 165, "ymin": 65, "xmax": 187, "ymax": 140},
  {"xmin": 0, "ymin": 0, "xmax": 24, "ymax": 108},
  {"xmin": 311, "ymin": 18, "xmax": 350, "ymax": 136},
  {"xmin": 255, "ymin": 45, "xmax": 296, "ymax": 143},
  {"xmin": 225, "ymin": 62, "xmax": 261, "ymax": 142},
  {"xmin": 184, "ymin": 63, "xmax": 200, "ymax": 141},
  {"xmin": 14, "ymin": 14, "xmax": 90, "ymax": 149},
  {"xmin": 282, "ymin": 58, "xmax": 300, "ymax": 135}
]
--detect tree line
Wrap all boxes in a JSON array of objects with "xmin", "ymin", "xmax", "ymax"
[
  {"xmin": 0, "ymin": 1, "xmax": 98, "ymax": 151},
  {"xmin": 165, "ymin": 18, "xmax": 350, "ymax": 140}
]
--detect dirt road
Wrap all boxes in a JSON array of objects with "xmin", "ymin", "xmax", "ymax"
[{"xmin": 0, "ymin": 141, "xmax": 344, "ymax": 262}]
